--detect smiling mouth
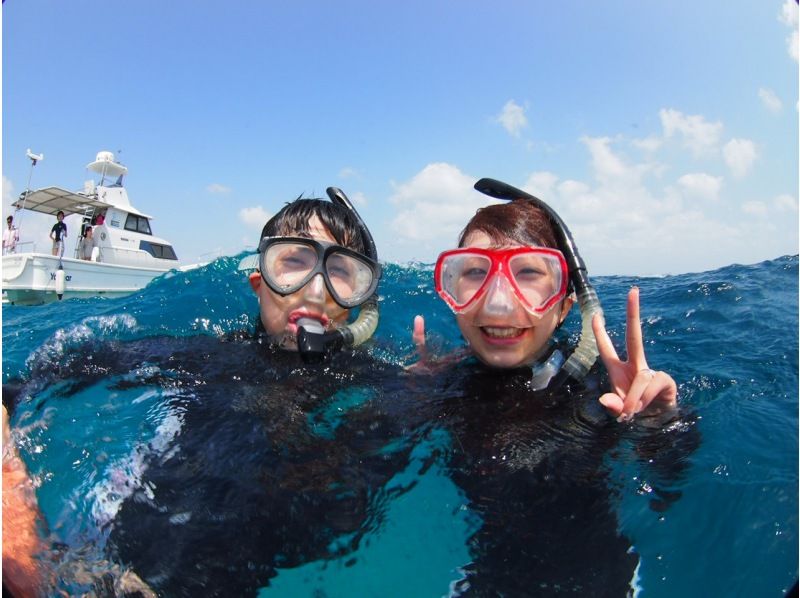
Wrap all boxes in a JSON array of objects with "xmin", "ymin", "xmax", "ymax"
[{"xmin": 481, "ymin": 326, "xmax": 526, "ymax": 339}]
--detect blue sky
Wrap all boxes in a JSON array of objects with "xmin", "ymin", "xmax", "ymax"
[{"xmin": 3, "ymin": 1, "xmax": 798, "ymax": 275}]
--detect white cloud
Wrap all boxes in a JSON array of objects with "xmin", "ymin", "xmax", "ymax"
[
  {"xmin": 781, "ymin": 0, "xmax": 799, "ymax": 26},
  {"xmin": 780, "ymin": 0, "xmax": 799, "ymax": 62},
  {"xmin": 522, "ymin": 171, "xmax": 559, "ymax": 198},
  {"xmin": 495, "ymin": 100, "xmax": 528, "ymax": 138},
  {"xmin": 389, "ymin": 163, "xmax": 493, "ymax": 250},
  {"xmin": 742, "ymin": 200, "xmax": 769, "ymax": 216},
  {"xmin": 632, "ymin": 136, "xmax": 663, "ymax": 153},
  {"xmin": 511, "ymin": 135, "xmax": 770, "ymax": 274},
  {"xmin": 239, "ymin": 206, "xmax": 271, "ymax": 229},
  {"xmin": 659, "ymin": 108, "xmax": 723, "ymax": 157},
  {"xmin": 579, "ymin": 136, "xmax": 659, "ymax": 192},
  {"xmin": 723, "ymin": 138, "xmax": 758, "ymax": 178},
  {"xmin": 581, "ymin": 136, "xmax": 629, "ymax": 181},
  {"xmin": 384, "ymin": 106, "xmax": 795, "ymax": 273},
  {"xmin": 758, "ymin": 87, "xmax": 783, "ymax": 113},
  {"xmin": 677, "ymin": 173, "xmax": 723, "ymax": 202},
  {"xmin": 774, "ymin": 193, "xmax": 798, "ymax": 212},
  {"xmin": 207, "ymin": 183, "xmax": 231, "ymax": 194},
  {"xmin": 349, "ymin": 191, "xmax": 368, "ymax": 207},
  {"xmin": 339, "ymin": 167, "xmax": 360, "ymax": 179}
]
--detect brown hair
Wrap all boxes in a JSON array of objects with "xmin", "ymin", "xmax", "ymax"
[{"xmin": 458, "ymin": 199, "xmax": 558, "ymax": 249}]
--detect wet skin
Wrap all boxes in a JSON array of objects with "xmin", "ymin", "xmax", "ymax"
[
  {"xmin": 249, "ymin": 215, "xmax": 350, "ymax": 351},
  {"xmin": 453, "ymin": 231, "xmax": 573, "ymax": 369}
]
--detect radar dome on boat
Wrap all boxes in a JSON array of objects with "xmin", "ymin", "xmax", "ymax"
[{"xmin": 86, "ymin": 151, "xmax": 128, "ymax": 178}]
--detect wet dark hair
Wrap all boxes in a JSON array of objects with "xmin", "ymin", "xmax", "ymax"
[
  {"xmin": 260, "ymin": 198, "xmax": 366, "ymax": 254},
  {"xmin": 458, "ymin": 199, "xmax": 558, "ymax": 249}
]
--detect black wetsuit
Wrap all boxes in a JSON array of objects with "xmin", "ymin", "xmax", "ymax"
[
  {"xmin": 4, "ymin": 331, "xmax": 421, "ymax": 597},
  {"xmin": 74, "ymin": 333, "xmax": 415, "ymax": 596},
  {"xmin": 4, "ymin": 336, "xmax": 698, "ymax": 597},
  {"xmin": 416, "ymin": 358, "xmax": 699, "ymax": 597},
  {"xmin": 51, "ymin": 221, "xmax": 67, "ymax": 242}
]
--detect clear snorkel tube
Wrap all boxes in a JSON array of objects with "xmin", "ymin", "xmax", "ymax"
[
  {"xmin": 296, "ymin": 187, "xmax": 381, "ymax": 362},
  {"xmin": 473, "ymin": 178, "xmax": 603, "ymax": 386}
]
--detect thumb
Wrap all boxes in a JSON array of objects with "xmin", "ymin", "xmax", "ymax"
[{"xmin": 412, "ymin": 315, "xmax": 430, "ymax": 362}]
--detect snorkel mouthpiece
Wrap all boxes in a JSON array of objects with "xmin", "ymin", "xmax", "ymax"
[
  {"xmin": 297, "ymin": 324, "xmax": 345, "ymax": 363},
  {"xmin": 295, "ymin": 187, "xmax": 379, "ymax": 362}
]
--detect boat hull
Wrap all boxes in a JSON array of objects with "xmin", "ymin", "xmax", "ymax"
[{"xmin": 2, "ymin": 253, "xmax": 172, "ymax": 306}]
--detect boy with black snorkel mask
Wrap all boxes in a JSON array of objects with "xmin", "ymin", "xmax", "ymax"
[
  {"xmin": 2, "ymin": 187, "xmax": 389, "ymax": 596},
  {"xmin": 240, "ymin": 187, "xmax": 381, "ymax": 362}
]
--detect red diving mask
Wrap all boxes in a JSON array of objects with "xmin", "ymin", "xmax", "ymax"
[{"xmin": 434, "ymin": 246, "xmax": 568, "ymax": 317}]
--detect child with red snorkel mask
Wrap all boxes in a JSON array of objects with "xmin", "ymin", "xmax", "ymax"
[{"xmin": 413, "ymin": 179, "xmax": 678, "ymax": 422}]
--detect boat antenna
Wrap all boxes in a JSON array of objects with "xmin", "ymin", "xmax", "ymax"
[{"xmin": 15, "ymin": 149, "xmax": 44, "ymax": 239}]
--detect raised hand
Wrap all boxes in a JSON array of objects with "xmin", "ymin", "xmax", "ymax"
[
  {"xmin": 412, "ymin": 315, "xmax": 428, "ymax": 361},
  {"xmin": 592, "ymin": 287, "xmax": 677, "ymax": 421}
]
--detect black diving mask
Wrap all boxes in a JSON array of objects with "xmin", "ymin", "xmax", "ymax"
[{"xmin": 258, "ymin": 236, "xmax": 381, "ymax": 309}]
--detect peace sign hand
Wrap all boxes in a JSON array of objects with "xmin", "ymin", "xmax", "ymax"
[{"xmin": 592, "ymin": 287, "xmax": 677, "ymax": 421}]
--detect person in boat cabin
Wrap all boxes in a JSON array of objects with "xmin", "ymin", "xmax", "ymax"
[
  {"xmin": 78, "ymin": 226, "xmax": 96, "ymax": 260},
  {"xmin": 3, "ymin": 215, "xmax": 18, "ymax": 255},
  {"xmin": 49, "ymin": 210, "xmax": 67, "ymax": 257}
]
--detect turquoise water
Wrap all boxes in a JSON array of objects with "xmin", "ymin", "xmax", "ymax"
[{"xmin": 2, "ymin": 255, "xmax": 797, "ymax": 596}]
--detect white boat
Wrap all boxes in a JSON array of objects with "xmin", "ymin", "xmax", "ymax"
[{"xmin": 2, "ymin": 151, "xmax": 179, "ymax": 306}]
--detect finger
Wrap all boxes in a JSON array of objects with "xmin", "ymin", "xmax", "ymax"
[
  {"xmin": 598, "ymin": 392, "xmax": 624, "ymax": 417},
  {"xmin": 637, "ymin": 371, "xmax": 678, "ymax": 413},
  {"xmin": 412, "ymin": 315, "xmax": 428, "ymax": 358},
  {"xmin": 625, "ymin": 287, "xmax": 648, "ymax": 370},
  {"xmin": 621, "ymin": 368, "xmax": 655, "ymax": 416},
  {"xmin": 592, "ymin": 312, "xmax": 620, "ymax": 366}
]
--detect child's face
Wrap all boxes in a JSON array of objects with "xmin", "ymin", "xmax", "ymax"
[
  {"xmin": 249, "ymin": 215, "xmax": 350, "ymax": 351},
  {"xmin": 454, "ymin": 231, "xmax": 573, "ymax": 369}
]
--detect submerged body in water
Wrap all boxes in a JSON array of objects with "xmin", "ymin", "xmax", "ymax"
[
  {"xmin": 417, "ymin": 357, "xmax": 698, "ymax": 596},
  {"xmin": 8, "ymin": 332, "xmax": 418, "ymax": 596},
  {"xmin": 5, "ymin": 330, "xmax": 698, "ymax": 597}
]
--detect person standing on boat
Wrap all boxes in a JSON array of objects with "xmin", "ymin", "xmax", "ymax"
[
  {"xmin": 50, "ymin": 210, "xmax": 67, "ymax": 257},
  {"xmin": 78, "ymin": 226, "xmax": 96, "ymax": 260},
  {"xmin": 3, "ymin": 215, "xmax": 19, "ymax": 255}
]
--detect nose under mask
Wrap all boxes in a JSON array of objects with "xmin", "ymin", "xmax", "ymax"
[
  {"xmin": 480, "ymin": 274, "xmax": 518, "ymax": 316},
  {"xmin": 302, "ymin": 273, "xmax": 326, "ymax": 302}
]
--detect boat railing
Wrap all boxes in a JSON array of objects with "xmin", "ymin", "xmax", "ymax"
[{"xmin": 12, "ymin": 241, "xmax": 37, "ymax": 254}]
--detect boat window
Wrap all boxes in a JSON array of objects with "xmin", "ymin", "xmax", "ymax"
[
  {"xmin": 124, "ymin": 214, "xmax": 152, "ymax": 235},
  {"xmin": 139, "ymin": 240, "xmax": 178, "ymax": 260}
]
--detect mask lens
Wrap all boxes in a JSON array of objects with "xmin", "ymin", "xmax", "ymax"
[
  {"xmin": 439, "ymin": 253, "xmax": 492, "ymax": 310},
  {"xmin": 262, "ymin": 242, "xmax": 319, "ymax": 292},
  {"xmin": 325, "ymin": 251, "xmax": 375, "ymax": 306},
  {"xmin": 508, "ymin": 252, "xmax": 564, "ymax": 311}
]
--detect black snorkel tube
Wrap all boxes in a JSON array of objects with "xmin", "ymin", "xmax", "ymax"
[
  {"xmin": 473, "ymin": 178, "xmax": 603, "ymax": 386},
  {"xmin": 297, "ymin": 187, "xmax": 381, "ymax": 363}
]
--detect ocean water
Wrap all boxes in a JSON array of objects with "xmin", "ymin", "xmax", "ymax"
[{"xmin": 2, "ymin": 254, "xmax": 797, "ymax": 596}]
